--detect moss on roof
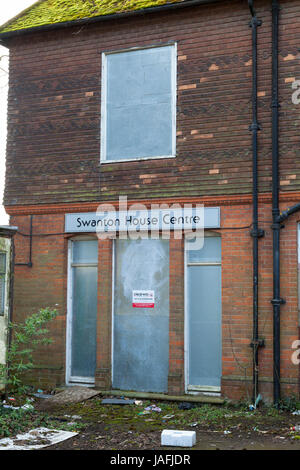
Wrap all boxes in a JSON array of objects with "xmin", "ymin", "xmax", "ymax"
[{"xmin": 0, "ymin": 0, "xmax": 186, "ymax": 34}]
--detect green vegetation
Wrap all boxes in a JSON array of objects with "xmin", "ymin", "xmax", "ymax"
[
  {"xmin": 0, "ymin": 406, "xmax": 85, "ymax": 438},
  {"xmin": 0, "ymin": 0, "xmax": 183, "ymax": 34},
  {"xmin": 0, "ymin": 308, "xmax": 57, "ymax": 395},
  {"xmin": 56, "ymin": 399, "xmax": 281, "ymax": 433},
  {"xmin": 1, "ymin": 395, "xmax": 299, "ymax": 444}
]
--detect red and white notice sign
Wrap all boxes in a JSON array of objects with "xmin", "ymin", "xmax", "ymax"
[{"xmin": 132, "ymin": 290, "xmax": 155, "ymax": 308}]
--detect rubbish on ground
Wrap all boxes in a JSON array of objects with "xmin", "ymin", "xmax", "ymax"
[
  {"xmin": 162, "ymin": 414, "xmax": 175, "ymax": 420},
  {"xmin": 255, "ymin": 394, "xmax": 262, "ymax": 408},
  {"xmin": 178, "ymin": 402, "xmax": 196, "ymax": 410},
  {"xmin": 144, "ymin": 405, "xmax": 161, "ymax": 413},
  {"xmin": 7, "ymin": 397, "xmax": 15, "ymax": 401},
  {"xmin": 224, "ymin": 430, "xmax": 232, "ymax": 435},
  {"xmin": 249, "ymin": 394, "xmax": 263, "ymax": 411},
  {"xmin": 101, "ymin": 398, "xmax": 136, "ymax": 405},
  {"xmin": 0, "ymin": 427, "xmax": 78, "ymax": 450},
  {"xmin": 21, "ymin": 404, "xmax": 34, "ymax": 411},
  {"xmin": 33, "ymin": 393, "xmax": 53, "ymax": 399},
  {"xmin": 292, "ymin": 410, "xmax": 300, "ymax": 416},
  {"xmin": 138, "ymin": 411, "xmax": 150, "ymax": 416},
  {"xmin": 189, "ymin": 422, "xmax": 198, "ymax": 427},
  {"xmin": 2, "ymin": 403, "xmax": 34, "ymax": 411},
  {"xmin": 161, "ymin": 430, "xmax": 196, "ymax": 447},
  {"xmin": 292, "ymin": 425, "xmax": 300, "ymax": 432},
  {"xmin": 64, "ymin": 415, "xmax": 82, "ymax": 420},
  {"xmin": 134, "ymin": 400, "xmax": 143, "ymax": 406}
]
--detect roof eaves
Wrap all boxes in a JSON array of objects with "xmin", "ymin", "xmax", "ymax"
[{"xmin": 0, "ymin": 0, "xmax": 223, "ymax": 43}]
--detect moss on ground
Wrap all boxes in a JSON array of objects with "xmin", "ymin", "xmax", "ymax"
[{"xmin": 49, "ymin": 398, "xmax": 289, "ymax": 434}]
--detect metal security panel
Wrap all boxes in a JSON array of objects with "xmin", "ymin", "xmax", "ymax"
[
  {"xmin": 68, "ymin": 240, "xmax": 98, "ymax": 383},
  {"xmin": 186, "ymin": 236, "xmax": 222, "ymax": 390},
  {"xmin": 102, "ymin": 45, "xmax": 176, "ymax": 162},
  {"xmin": 113, "ymin": 239, "xmax": 169, "ymax": 392}
]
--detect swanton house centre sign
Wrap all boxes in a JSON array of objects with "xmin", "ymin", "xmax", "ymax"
[{"xmin": 65, "ymin": 207, "xmax": 220, "ymax": 233}]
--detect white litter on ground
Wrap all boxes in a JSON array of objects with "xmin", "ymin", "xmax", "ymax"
[
  {"xmin": 0, "ymin": 427, "xmax": 78, "ymax": 450},
  {"xmin": 161, "ymin": 430, "xmax": 196, "ymax": 447}
]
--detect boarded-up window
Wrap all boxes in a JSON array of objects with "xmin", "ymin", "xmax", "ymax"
[
  {"xmin": 0, "ymin": 253, "xmax": 6, "ymax": 316},
  {"xmin": 101, "ymin": 45, "xmax": 176, "ymax": 162}
]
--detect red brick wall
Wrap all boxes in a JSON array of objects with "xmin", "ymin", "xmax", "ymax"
[
  {"xmin": 95, "ymin": 237, "xmax": 113, "ymax": 390},
  {"xmin": 11, "ymin": 214, "xmax": 66, "ymax": 388},
  {"xmin": 10, "ymin": 195, "xmax": 300, "ymax": 400}
]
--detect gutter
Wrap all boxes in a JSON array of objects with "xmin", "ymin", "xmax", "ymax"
[{"xmin": 0, "ymin": 0, "xmax": 223, "ymax": 43}]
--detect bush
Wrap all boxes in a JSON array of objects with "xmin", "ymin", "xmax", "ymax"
[{"xmin": 0, "ymin": 307, "xmax": 57, "ymax": 395}]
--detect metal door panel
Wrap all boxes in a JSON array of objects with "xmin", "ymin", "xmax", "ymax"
[
  {"xmin": 187, "ymin": 237, "xmax": 222, "ymax": 389},
  {"xmin": 71, "ymin": 266, "xmax": 98, "ymax": 379},
  {"xmin": 69, "ymin": 240, "xmax": 98, "ymax": 382},
  {"xmin": 113, "ymin": 239, "xmax": 169, "ymax": 392}
]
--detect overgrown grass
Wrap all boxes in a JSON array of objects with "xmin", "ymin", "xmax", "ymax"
[
  {"xmin": 2, "ymin": 393, "xmax": 299, "ymax": 440},
  {"xmin": 56, "ymin": 399, "xmax": 259, "ymax": 432},
  {"xmin": 0, "ymin": 406, "xmax": 85, "ymax": 438}
]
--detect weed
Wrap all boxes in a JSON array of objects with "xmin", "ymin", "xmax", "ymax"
[
  {"xmin": 276, "ymin": 395, "xmax": 300, "ymax": 412},
  {"xmin": 0, "ymin": 308, "xmax": 57, "ymax": 395}
]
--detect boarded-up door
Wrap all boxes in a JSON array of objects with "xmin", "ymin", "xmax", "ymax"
[
  {"xmin": 69, "ymin": 240, "xmax": 98, "ymax": 383},
  {"xmin": 113, "ymin": 239, "xmax": 169, "ymax": 393},
  {"xmin": 187, "ymin": 236, "xmax": 222, "ymax": 390}
]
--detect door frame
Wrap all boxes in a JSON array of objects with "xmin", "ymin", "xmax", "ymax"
[
  {"xmin": 66, "ymin": 236, "xmax": 98, "ymax": 386},
  {"xmin": 184, "ymin": 232, "xmax": 222, "ymax": 394}
]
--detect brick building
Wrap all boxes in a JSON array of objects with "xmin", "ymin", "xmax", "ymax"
[{"xmin": 0, "ymin": 0, "xmax": 299, "ymax": 403}]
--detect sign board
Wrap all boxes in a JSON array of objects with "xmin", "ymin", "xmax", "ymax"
[
  {"xmin": 132, "ymin": 290, "xmax": 155, "ymax": 308},
  {"xmin": 65, "ymin": 207, "xmax": 220, "ymax": 233}
]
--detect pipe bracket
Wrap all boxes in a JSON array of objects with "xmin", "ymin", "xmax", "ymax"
[
  {"xmin": 271, "ymin": 298, "xmax": 286, "ymax": 306},
  {"xmin": 250, "ymin": 338, "xmax": 265, "ymax": 348},
  {"xmin": 250, "ymin": 228, "xmax": 265, "ymax": 238},
  {"xmin": 249, "ymin": 18, "xmax": 262, "ymax": 28},
  {"xmin": 249, "ymin": 123, "xmax": 261, "ymax": 132}
]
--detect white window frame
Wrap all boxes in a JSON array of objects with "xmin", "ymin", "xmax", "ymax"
[
  {"xmin": 184, "ymin": 232, "xmax": 222, "ymax": 395},
  {"xmin": 0, "ymin": 252, "xmax": 7, "ymax": 316},
  {"xmin": 66, "ymin": 236, "xmax": 98, "ymax": 387},
  {"xmin": 100, "ymin": 43, "xmax": 177, "ymax": 164}
]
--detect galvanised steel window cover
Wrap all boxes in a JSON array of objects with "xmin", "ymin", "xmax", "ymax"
[{"xmin": 101, "ymin": 44, "xmax": 177, "ymax": 163}]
